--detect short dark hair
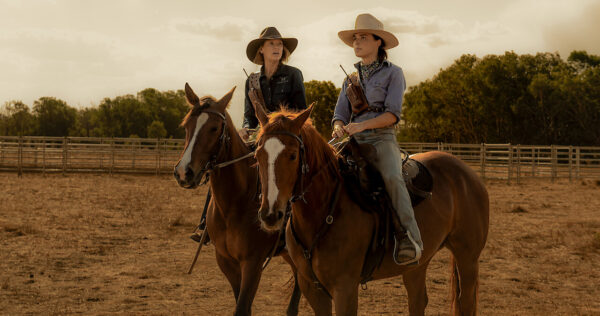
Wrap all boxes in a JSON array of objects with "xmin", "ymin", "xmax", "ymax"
[{"xmin": 372, "ymin": 34, "xmax": 388, "ymax": 61}]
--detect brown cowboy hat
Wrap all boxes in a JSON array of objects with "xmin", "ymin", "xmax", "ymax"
[
  {"xmin": 246, "ymin": 27, "xmax": 298, "ymax": 64},
  {"xmin": 338, "ymin": 13, "xmax": 399, "ymax": 50}
]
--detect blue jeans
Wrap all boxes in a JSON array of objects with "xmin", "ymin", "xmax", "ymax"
[{"xmin": 353, "ymin": 128, "xmax": 424, "ymax": 250}]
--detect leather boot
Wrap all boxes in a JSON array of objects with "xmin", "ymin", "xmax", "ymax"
[{"xmin": 391, "ymin": 212, "xmax": 421, "ymax": 265}]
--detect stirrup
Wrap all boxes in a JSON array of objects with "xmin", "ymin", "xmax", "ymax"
[{"xmin": 393, "ymin": 231, "xmax": 422, "ymax": 266}]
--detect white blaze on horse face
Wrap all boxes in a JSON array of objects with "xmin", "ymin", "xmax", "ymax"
[
  {"xmin": 264, "ymin": 137, "xmax": 285, "ymax": 213},
  {"xmin": 176, "ymin": 113, "xmax": 209, "ymax": 179}
]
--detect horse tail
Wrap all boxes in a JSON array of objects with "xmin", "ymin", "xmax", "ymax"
[{"xmin": 449, "ymin": 255, "xmax": 461, "ymax": 315}]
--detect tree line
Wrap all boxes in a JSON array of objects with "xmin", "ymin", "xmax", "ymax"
[
  {"xmin": 0, "ymin": 89, "xmax": 188, "ymax": 139},
  {"xmin": 399, "ymin": 50, "xmax": 600, "ymax": 146},
  {"xmin": 1, "ymin": 50, "xmax": 599, "ymax": 145}
]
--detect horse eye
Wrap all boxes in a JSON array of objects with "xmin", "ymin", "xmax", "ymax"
[
  {"xmin": 290, "ymin": 153, "xmax": 297, "ymax": 160},
  {"xmin": 210, "ymin": 127, "xmax": 218, "ymax": 132}
]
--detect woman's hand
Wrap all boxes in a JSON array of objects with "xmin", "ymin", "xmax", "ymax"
[
  {"xmin": 343, "ymin": 122, "xmax": 367, "ymax": 136},
  {"xmin": 332, "ymin": 122, "xmax": 346, "ymax": 139},
  {"xmin": 238, "ymin": 128, "xmax": 249, "ymax": 141}
]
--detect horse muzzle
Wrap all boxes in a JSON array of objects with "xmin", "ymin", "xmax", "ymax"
[
  {"xmin": 258, "ymin": 207, "xmax": 285, "ymax": 233},
  {"xmin": 173, "ymin": 165, "xmax": 204, "ymax": 189}
]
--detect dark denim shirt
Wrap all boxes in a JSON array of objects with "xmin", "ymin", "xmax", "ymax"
[
  {"xmin": 242, "ymin": 64, "xmax": 307, "ymax": 129},
  {"xmin": 332, "ymin": 60, "xmax": 406, "ymax": 126}
]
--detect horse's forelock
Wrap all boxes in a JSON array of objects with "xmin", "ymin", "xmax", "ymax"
[
  {"xmin": 257, "ymin": 110, "xmax": 338, "ymax": 178},
  {"xmin": 180, "ymin": 96, "xmax": 217, "ymax": 127}
]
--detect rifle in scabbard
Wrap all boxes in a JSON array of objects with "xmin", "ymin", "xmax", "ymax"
[{"xmin": 243, "ymin": 68, "xmax": 267, "ymax": 113}]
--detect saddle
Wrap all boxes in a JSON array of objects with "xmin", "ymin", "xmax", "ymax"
[{"xmin": 336, "ymin": 137, "xmax": 433, "ymax": 284}]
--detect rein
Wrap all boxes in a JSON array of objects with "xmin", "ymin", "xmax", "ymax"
[
  {"xmin": 260, "ymin": 130, "xmax": 345, "ymax": 298},
  {"xmin": 194, "ymin": 110, "xmax": 255, "ymax": 185},
  {"xmin": 289, "ymin": 181, "xmax": 341, "ymax": 298}
]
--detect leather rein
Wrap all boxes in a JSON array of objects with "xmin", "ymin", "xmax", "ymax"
[
  {"xmin": 260, "ymin": 131, "xmax": 343, "ymax": 298},
  {"xmin": 191, "ymin": 110, "xmax": 254, "ymax": 186}
]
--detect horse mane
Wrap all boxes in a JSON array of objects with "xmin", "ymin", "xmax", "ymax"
[
  {"xmin": 257, "ymin": 108, "xmax": 340, "ymax": 179},
  {"xmin": 180, "ymin": 96, "xmax": 216, "ymax": 127}
]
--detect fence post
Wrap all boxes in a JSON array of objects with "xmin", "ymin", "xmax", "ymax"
[
  {"xmin": 568, "ymin": 146, "xmax": 573, "ymax": 182},
  {"xmin": 42, "ymin": 138, "xmax": 46, "ymax": 175},
  {"xmin": 18, "ymin": 135, "xmax": 23, "ymax": 177},
  {"xmin": 480, "ymin": 143, "xmax": 485, "ymax": 179},
  {"xmin": 62, "ymin": 136, "xmax": 68, "ymax": 175},
  {"xmin": 551, "ymin": 145, "xmax": 556, "ymax": 183},
  {"xmin": 155, "ymin": 138, "xmax": 160, "ymax": 176},
  {"xmin": 110, "ymin": 138, "xmax": 115, "ymax": 175},
  {"xmin": 507, "ymin": 143, "xmax": 512, "ymax": 185},
  {"xmin": 575, "ymin": 147, "xmax": 580, "ymax": 180},
  {"xmin": 516, "ymin": 144, "xmax": 521, "ymax": 184}
]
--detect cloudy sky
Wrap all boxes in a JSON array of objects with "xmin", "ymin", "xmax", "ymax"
[{"xmin": 1, "ymin": 0, "xmax": 599, "ymax": 126}]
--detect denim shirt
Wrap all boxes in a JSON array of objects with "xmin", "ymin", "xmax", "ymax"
[
  {"xmin": 332, "ymin": 60, "xmax": 406, "ymax": 126},
  {"xmin": 242, "ymin": 64, "xmax": 307, "ymax": 129}
]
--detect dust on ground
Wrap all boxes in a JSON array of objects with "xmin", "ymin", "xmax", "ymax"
[{"xmin": 1, "ymin": 173, "xmax": 599, "ymax": 315}]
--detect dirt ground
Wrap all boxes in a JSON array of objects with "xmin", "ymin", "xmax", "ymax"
[{"xmin": 1, "ymin": 173, "xmax": 599, "ymax": 315}]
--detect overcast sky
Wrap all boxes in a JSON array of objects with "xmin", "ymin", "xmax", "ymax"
[{"xmin": 1, "ymin": 0, "xmax": 599, "ymax": 126}]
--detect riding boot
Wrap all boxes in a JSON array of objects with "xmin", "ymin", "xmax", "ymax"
[
  {"xmin": 353, "ymin": 128, "xmax": 424, "ymax": 265},
  {"xmin": 391, "ymin": 182, "xmax": 423, "ymax": 266}
]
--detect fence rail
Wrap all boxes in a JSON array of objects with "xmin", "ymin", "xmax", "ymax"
[{"xmin": 1, "ymin": 136, "xmax": 599, "ymax": 182}]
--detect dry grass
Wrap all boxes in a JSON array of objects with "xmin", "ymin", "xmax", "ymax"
[{"xmin": 1, "ymin": 174, "xmax": 599, "ymax": 315}]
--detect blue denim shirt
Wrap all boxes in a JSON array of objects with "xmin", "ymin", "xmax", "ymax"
[{"xmin": 332, "ymin": 60, "xmax": 406, "ymax": 126}]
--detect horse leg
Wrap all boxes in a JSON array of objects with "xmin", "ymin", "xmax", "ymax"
[
  {"xmin": 233, "ymin": 259, "xmax": 263, "ymax": 316},
  {"xmin": 446, "ymin": 242, "xmax": 483, "ymax": 316},
  {"xmin": 280, "ymin": 253, "xmax": 301, "ymax": 316},
  {"xmin": 297, "ymin": 274, "xmax": 332, "ymax": 316},
  {"xmin": 402, "ymin": 260, "xmax": 430, "ymax": 316},
  {"xmin": 215, "ymin": 253, "xmax": 242, "ymax": 302},
  {"xmin": 332, "ymin": 284, "xmax": 359, "ymax": 316}
]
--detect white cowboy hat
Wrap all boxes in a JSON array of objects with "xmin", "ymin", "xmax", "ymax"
[{"xmin": 338, "ymin": 13, "xmax": 399, "ymax": 50}]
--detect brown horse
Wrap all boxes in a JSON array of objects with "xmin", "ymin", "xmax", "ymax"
[
  {"xmin": 253, "ymin": 105, "xmax": 489, "ymax": 316},
  {"xmin": 173, "ymin": 83, "xmax": 301, "ymax": 316}
]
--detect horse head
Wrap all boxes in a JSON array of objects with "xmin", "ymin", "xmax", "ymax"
[
  {"xmin": 254, "ymin": 104, "xmax": 314, "ymax": 232},
  {"xmin": 174, "ymin": 83, "xmax": 235, "ymax": 189}
]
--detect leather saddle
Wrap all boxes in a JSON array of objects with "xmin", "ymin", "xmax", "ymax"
[{"xmin": 335, "ymin": 137, "xmax": 433, "ymax": 284}]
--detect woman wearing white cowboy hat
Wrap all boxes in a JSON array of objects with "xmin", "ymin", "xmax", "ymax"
[
  {"xmin": 332, "ymin": 13, "xmax": 423, "ymax": 265},
  {"xmin": 238, "ymin": 27, "xmax": 307, "ymax": 140}
]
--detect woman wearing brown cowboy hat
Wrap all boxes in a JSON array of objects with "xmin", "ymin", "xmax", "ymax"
[
  {"xmin": 238, "ymin": 27, "xmax": 307, "ymax": 140},
  {"xmin": 332, "ymin": 13, "xmax": 423, "ymax": 265}
]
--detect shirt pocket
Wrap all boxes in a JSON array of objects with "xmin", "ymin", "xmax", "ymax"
[
  {"xmin": 272, "ymin": 81, "xmax": 292, "ymax": 98},
  {"xmin": 368, "ymin": 80, "xmax": 388, "ymax": 105}
]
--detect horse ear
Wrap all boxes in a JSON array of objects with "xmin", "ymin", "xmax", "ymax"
[
  {"xmin": 184, "ymin": 83, "xmax": 200, "ymax": 108},
  {"xmin": 217, "ymin": 86, "xmax": 236, "ymax": 111},
  {"xmin": 291, "ymin": 103, "xmax": 314, "ymax": 133},
  {"xmin": 255, "ymin": 101, "xmax": 269, "ymax": 127}
]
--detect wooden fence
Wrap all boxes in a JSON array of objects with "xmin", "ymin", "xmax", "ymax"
[{"xmin": 1, "ymin": 136, "xmax": 599, "ymax": 182}]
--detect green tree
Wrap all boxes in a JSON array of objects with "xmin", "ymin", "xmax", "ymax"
[
  {"xmin": 400, "ymin": 51, "xmax": 600, "ymax": 145},
  {"xmin": 0, "ymin": 101, "xmax": 36, "ymax": 136},
  {"xmin": 147, "ymin": 120, "xmax": 167, "ymax": 139},
  {"xmin": 33, "ymin": 97, "xmax": 76, "ymax": 136},
  {"xmin": 305, "ymin": 80, "xmax": 340, "ymax": 137}
]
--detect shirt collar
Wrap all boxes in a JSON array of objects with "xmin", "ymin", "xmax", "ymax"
[
  {"xmin": 260, "ymin": 64, "xmax": 287, "ymax": 79},
  {"xmin": 353, "ymin": 59, "xmax": 391, "ymax": 70}
]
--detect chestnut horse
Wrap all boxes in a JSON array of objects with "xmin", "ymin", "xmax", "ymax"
[
  {"xmin": 253, "ymin": 105, "xmax": 489, "ymax": 316},
  {"xmin": 174, "ymin": 83, "xmax": 301, "ymax": 316}
]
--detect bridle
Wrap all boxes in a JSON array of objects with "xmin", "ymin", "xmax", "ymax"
[
  {"xmin": 186, "ymin": 109, "xmax": 254, "ymax": 187},
  {"xmin": 259, "ymin": 131, "xmax": 310, "ymax": 204}
]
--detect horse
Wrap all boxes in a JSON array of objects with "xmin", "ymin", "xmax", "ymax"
[
  {"xmin": 173, "ymin": 83, "xmax": 301, "ymax": 316},
  {"xmin": 252, "ymin": 104, "xmax": 489, "ymax": 316}
]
